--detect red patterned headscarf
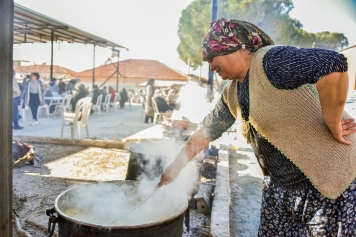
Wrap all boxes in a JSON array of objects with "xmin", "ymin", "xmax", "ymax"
[{"xmin": 202, "ymin": 18, "xmax": 274, "ymax": 61}]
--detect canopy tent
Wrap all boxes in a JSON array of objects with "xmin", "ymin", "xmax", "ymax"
[
  {"xmin": 13, "ymin": 3, "xmax": 128, "ymax": 87},
  {"xmin": 139, "ymin": 80, "xmax": 187, "ymax": 88}
]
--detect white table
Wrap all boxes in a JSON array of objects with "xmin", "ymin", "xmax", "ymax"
[{"xmin": 44, "ymin": 97, "xmax": 65, "ymax": 116}]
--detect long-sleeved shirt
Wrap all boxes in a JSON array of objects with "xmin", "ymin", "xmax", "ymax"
[
  {"xmin": 200, "ymin": 46, "xmax": 348, "ymax": 190},
  {"xmin": 13, "ymin": 77, "xmax": 21, "ymax": 98}
]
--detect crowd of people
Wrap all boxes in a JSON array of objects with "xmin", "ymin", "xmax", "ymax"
[
  {"xmin": 12, "ymin": 72, "xmax": 131, "ymax": 129},
  {"xmin": 141, "ymin": 78, "xmax": 180, "ymax": 124}
]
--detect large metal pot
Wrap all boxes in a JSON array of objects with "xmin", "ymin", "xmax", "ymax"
[
  {"xmin": 125, "ymin": 140, "xmax": 184, "ymax": 180},
  {"xmin": 47, "ymin": 181, "xmax": 187, "ymax": 237}
]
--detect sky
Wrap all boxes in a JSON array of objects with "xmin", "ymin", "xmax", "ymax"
[{"xmin": 13, "ymin": 0, "xmax": 356, "ymax": 79}]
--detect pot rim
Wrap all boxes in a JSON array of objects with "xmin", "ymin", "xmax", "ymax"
[{"xmin": 54, "ymin": 182, "xmax": 188, "ymax": 230}]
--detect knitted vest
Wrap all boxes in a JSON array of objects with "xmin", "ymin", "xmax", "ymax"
[{"xmin": 223, "ymin": 46, "xmax": 356, "ymax": 199}]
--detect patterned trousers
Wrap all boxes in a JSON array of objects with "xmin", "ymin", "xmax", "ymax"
[{"xmin": 258, "ymin": 176, "xmax": 356, "ymax": 237}]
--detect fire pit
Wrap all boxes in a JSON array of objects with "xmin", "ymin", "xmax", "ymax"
[{"xmin": 46, "ymin": 181, "xmax": 188, "ymax": 237}]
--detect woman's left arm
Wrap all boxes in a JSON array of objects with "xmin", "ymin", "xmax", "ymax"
[{"xmin": 316, "ymin": 72, "xmax": 356, "ymax": 144}]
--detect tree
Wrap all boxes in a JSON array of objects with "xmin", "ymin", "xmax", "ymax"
[{"xmin": 177, "ymin": 0, "xmax": 349, "ymax": 68}]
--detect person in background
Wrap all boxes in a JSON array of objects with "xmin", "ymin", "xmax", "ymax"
[
  {"xmin": 44, "ymin": 84, "xmax": 56, "ymax": 114},
  {"xmin": 158, "ymin": 18, "xmax": 356, "ymax": 236},
  {"xmin": 100, "ymin": 86, "xmax": 108, "ymax": 100},
  {"xmin": 67, "ymin": 77, "xmax": 80, "ymax": 94},
  {"xmin": 58, "ymin": 79, "xmax": 66, "ymax": 95},
  {"xmin": 21, "ymin": 72, "xmax": 45, "ymax": 126},
  {"xmin": 71, "ymin": 84, "xmax": 88, "ymax": 112},
  {"xmin": 153, "ymin": 89, "xmax": 172, "ymax": 113},
  {"xmin": 108, "ymin": 86, "xmax": 116, "ymax": 102},
  {"xmin": 12, "ymin": 69, "xmax": 23, "ymax": 130},
  {"xmin": 90, "ymin": 85, "xmax": 102, "ymax": 114},
  {"xmin": 144, "ymin": 78, "xmax": 155, "ymax": 123},
  {"xmin": 119, "ymin": 88, "xmax": 128, "ymax": 109},
  {"xmin": 49, "ymin": 77, "xmax": 59, "ymax": 95}
]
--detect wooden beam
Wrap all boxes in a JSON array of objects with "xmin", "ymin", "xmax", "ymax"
[{"xmin": 0, "ymin": 0, "xmax": 14, "ymax": 236}]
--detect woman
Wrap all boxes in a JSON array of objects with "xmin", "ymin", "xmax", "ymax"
[
  {"xmin": 158, "ymin": 18, "xmax": 356, "ymax": 236},
  {"xmin": 22, "ymin": 72, "xmax": 45, "ymax": 126},
  {"xmin": 71, "ymin": 84, "xmax": 88, "ymax": 112},
  {"xmin": 108, "ymin": 86, "xmax": 116, "ymax": 102},
  {"xmin": 144, "ymin": 78, "xmax": 155, "ymax": 123},
  {"xmin": 119, "ymin": 88, "xmax": 128, "ymax": 109}
]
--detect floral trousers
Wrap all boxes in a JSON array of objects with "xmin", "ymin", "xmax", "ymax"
[{"xmin": 258, "ymin": 176, "xmax": 356, "ymax": 237}]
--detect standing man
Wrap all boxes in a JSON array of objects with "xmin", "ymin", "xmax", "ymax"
[{"xmin": 12, "ymin": 69, "xmax": 23, "ymax": 130}]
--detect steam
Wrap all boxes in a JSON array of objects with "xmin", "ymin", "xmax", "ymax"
[
  {"xmin": 170, "ymin": 81, "xmax": 218, "ymax": 123},
  {"xmin": 58, "ymin": 81, "xmax": 218, "ymax": 227},
  {"xmin": 59, "ymin": 139, "xmax": 200, "ymax": 226}
]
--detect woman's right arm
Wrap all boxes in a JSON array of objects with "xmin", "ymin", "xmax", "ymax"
[{"xmin": 156, "ymin": 96, "xmax": 236, "ymax": 187}]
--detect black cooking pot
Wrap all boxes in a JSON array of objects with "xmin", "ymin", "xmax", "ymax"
[
  {"xmin": 125, "ymin": 142, "xmax": 165, "ymax": 180},
  {"xmin": 46, "ymin": 181, "xmax": 188, "ymax": 237}
]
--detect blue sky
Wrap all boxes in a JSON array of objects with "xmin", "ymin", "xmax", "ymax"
[{"xmin": 13, "ymin": 0, "xmax": 356, "ymax": 79}]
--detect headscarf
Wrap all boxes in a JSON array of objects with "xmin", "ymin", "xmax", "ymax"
[{"xmin": 202, "ymin": 18, "xmax": 274, "ymax": 61}]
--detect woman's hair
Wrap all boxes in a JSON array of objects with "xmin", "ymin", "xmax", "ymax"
[
  {"xmin": 108, "ymin": 86, "xmax": 113, "ymax": 90},
  {"xmin": 78, "ymin": 84, "xmax": 85, "ymax": 91},
  {"xmin": 146, "ymin": 78, "xmax": 155, "ymax": 86},
  {"xmin": 31, "ymin": 72, "xmax": 40, "ymax": 80}
]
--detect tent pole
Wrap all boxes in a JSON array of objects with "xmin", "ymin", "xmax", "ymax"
[
  {"xmin": 92, "ymin": 44, "xmax": 96, "ymax": 88},
  {"xmin": 0, "ymin": 0, "xmax": 14, "ymax": 235},
  {"xmin": 50, "ymin": 30, "xmax": 54, "ymax": 80}
]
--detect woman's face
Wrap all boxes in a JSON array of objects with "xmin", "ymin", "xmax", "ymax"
[
  {"xmin": 30, "ymin": 74, "xmax": 37, "ymax": 81},
  {"xmin": 208, "ymin": 49, "xmax": 253, "ymax": 82}
]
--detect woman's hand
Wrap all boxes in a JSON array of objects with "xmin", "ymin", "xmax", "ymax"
[
  {"xmin": 328, "ymin": 118, "xmax": 356, "ymax": 145},
  {"xmin": 155, "ymin": 163, "xmax": 182, "ymax": 189}
]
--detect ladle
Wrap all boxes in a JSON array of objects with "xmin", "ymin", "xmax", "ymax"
[{"xmin": 111, "ymin": 186, "xmax": 160, "ymax": 223}]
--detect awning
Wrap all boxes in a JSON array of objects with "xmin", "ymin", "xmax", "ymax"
[
  {"xmin": 139, "ymin": 80, "xmax": 187, "ymax": 88},
  {"xmin": 13, "ymin": 3, "xmax": 127, "ymax": 49}
]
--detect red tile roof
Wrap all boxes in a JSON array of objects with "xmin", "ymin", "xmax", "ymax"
[
  {"xmin": 74, "ymin": 59, "xmax": 187, "ymax": 81},
  {"xmin": 14, "ymin": 64, "xmax": 77, "ymax": 77}
]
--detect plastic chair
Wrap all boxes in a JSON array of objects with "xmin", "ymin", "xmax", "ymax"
[
  {"xmin": 102, "ymin": 94, "xmax": 111, "ymax": 113},
  {"xmin": 54, "ymin": 94, "xmax": 73, "ymax": 116},
  {"xmin": 109, "ymin": 93, "xmax": 119, "ymax": 112},
  {"xmin": 37, "ymin": 104, "xmax": 49, "ymax": 118},
  {"xmin": 91, "ymin": 94, "xmax": 103, "ymax": 115},
  {"xmin": 19, "ymin": 100, "xmax": 32, "ymax": 122},
  {"xmin": 151, "ymin": 98, "xmax": 162, "ymax": 125},
  {"xmin": 61, "ymin": 100, "xmax": 92, "ymax": 139},
  {"xmin": 140, "ymin": 95, "xmax": 146, "ymax": 119}
]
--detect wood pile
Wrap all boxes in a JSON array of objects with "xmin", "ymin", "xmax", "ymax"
[{"xmin": 12, "ymin": 139, "xmax": 35, "ymax": 168}]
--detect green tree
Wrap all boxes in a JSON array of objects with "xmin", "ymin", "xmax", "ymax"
[{"xmin": 177, "ymin": 0, "xmax": 349, "ymax": 68}]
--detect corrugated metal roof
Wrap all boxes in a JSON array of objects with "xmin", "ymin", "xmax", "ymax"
[{"xmin": 14, "ymin": 3, "xmax": 128, "ymax": 49}]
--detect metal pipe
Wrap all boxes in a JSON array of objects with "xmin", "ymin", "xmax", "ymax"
[
  {"xmin": 92, "ymin": 44, "xmax": 96, "ymax": 89},
  {"xmin": 115, "ymin": 49, "xmax": 120, "ymax": 92},
  {"xmin": 50, "ymin": 30, "xmax": 54, "ymax": 80},
  {"xmin": 207, "ymin": 0, "xmax": 219, "ymax": 102},
  {"xmin": 0, "ymin": 0, "xmax": 14, "ymax": 236}
]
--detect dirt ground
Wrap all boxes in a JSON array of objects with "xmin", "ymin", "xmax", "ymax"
[{"xmin": 12, "ymin": 143, "xmax": 210, "ymax": 237}]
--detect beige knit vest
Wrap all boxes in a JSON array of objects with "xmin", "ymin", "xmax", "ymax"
[{"xmin": 223, "ymin": 46, "xmax": 356, "ymax": 199}]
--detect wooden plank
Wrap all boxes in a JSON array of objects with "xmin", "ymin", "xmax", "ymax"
[
  {"xmin": 0, "ymin": 0, "xmax": 14, "ymax": 236},
  {"xmin": 196, "ymin": 183, "xmax": 213, "ymax": 214}
]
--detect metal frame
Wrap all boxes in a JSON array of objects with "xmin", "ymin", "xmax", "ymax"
[{"xmin": 13, "ymin": 3, "xmax": 128, "ymax": 87}]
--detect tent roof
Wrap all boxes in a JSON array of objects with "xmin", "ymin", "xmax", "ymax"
[
  {"xmin": 13, "ymin": 3, "xmax": 128, "ymax": 49},
  {"xmin": 139, "ymin": 80, "xmax": 187, "ymax": 88}
]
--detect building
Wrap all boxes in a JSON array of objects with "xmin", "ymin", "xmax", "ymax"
[
  {"xmin": 74, "ymin": 59, "xmax": 187, "ymax": 92},
  {"xmin": 14, "ymin": 60, "xmax": 77, "ymax": 82}
]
